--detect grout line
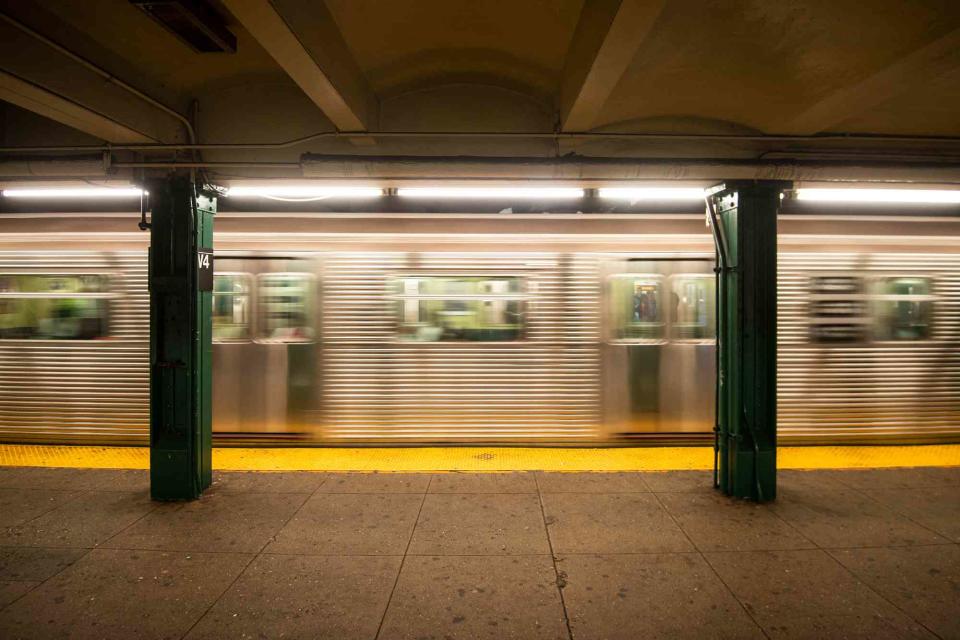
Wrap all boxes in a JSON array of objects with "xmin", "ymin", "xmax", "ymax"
[
  {"xmin": 534, "ymin": 474, "xmax": 575, "ymax": 640},
  {"xmin": 0, "ymin": 490, "xmax": 164, "ymax": 613},
  {"xmin": 650, "ymin": 490, "xmax": 773, "ymax": 639},
  {"xmin": 373, "ymin": 473, "xmax": 432, "ymax": 640},
  {"xmin": 177, "ymin": 473, "xmax": 326, "ymax": 640},
  {"xmin": 766, "ymin": 481, "xmax": 949, "ymax": 638},
  {"xmin": 837, "ymin": 483, "xmax": 955, "ymax": 542},
  {"xmin": 823, "ymin": 546, "xmax": 946, "ymax": 639}
]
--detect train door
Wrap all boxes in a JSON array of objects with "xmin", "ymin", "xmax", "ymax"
[
  {"xmin": 211, "ymin": 256, "xmax": 319, "ymax": 440},
  {"xmin": 602, "ymin": 257, "xmax": 716, "ymax": 437}
]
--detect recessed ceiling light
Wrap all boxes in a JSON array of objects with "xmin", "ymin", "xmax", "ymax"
[
  {"xmin": 795, "ymin": 188, "xmax": 960, "ymax": 204},
  {"xmin": 2, "ymin": 188, "xmax": 144, "ymax": 198},
  {"xmin": 396, "ymin": 187, "xmax": 584, "ymax": 199}
]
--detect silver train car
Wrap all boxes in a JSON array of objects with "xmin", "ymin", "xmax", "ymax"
[{"xmin": 0, "ymin": 211, "xmax": 958, "ymax": 445}]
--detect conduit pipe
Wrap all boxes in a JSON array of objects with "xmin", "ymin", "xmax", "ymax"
[{"xmin": 4, "ymin": 131, "xmax": 960, "ymax": 155}]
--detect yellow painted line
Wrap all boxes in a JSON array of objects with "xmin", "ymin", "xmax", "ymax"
[{"xmin": 0, "ymin": 444, "xmax": 958, "ymax": 471}]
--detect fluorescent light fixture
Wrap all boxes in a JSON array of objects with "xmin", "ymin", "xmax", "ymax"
[
  {"xmin": 599, "ymin": 187, "xmax": 706, "ymax": 201},
  {"xmin": 396, "ymin": 187, "xmax": 584, "ymax": 199},
  {"xmin": 226, "ymin": 185, "xmax": 383, "ymax": 199},
  {"xmin": 2, "ymin": 187, "xmax": 144, "ymax": 198},
  {"xmin": 795, "ymin": 188, "xmax": 960, "ymax": 204}
]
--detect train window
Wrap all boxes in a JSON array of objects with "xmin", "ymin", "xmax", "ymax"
[
  {"xmin": 393, "ymin": 275, "xmax": 525, "ymax": 342},
  {"xmin": 212, "ymin": 274, "xmax": 252, "ymax": 342},
  {"xmin": 0, "ymin": 274, "xmax": 111, "ymax": 340},
  {"xmin": 875, "ymin": 277, "xmax": 934, "ymax": 341},
  {"xmin": 256, "ymin": 273, "xmax": 316, "ymax": 343},
  {"xmin": 609, "ymin": 275, "xmax": 665, "ymax": 341},
  {"xmin": 669, "ymin": 276, "xmax": 715, "ymax": 340},
  {"xmin": 808, "ymin": 275, "xmax": 869, "ymax": 343}
]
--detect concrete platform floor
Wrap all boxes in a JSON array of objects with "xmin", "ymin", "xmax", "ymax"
[{"xmin": 0, "ymin": 466, "xmax": 957, "ymax": 639}]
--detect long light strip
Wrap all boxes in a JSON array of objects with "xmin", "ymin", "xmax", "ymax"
[
  {"xmin": 2, "ymin": 187, "xmax": 144, "ymax": 198},
  {"xmin": 598, "ymin": 187, "xmax": 706, "ymax": 201},
  {"xmin": 396, "ymin": 187, "xmax": 584, "ymax": 199},
  {"xmin": 796, "ymin": 188, "xmax": 960, "ymax": 204},
  {"xmin": 226, "ymin": 185, "xmax": 383, "ymax": 198}
]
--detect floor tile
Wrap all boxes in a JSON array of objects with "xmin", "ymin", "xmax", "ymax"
[
  {"xmin": 408, "ymin": 494, "xmax": 549, "ymax": 555},
  {"xmin": 560, "ymin": 553, "xmax": 764, "ymax": 640},
  {"xmin": 0, "ymin": 548, "xmax": 251, "ymax": 640},
  {"xmin": 186, "ymin": 554, "xmax": 401, "ymax": 640},
  {"xmin": 0, "ymin": 491, "xmax": 154, "ymax": 548},
  {"xmin": 266, "ymin": 493, "xmax": 422, "ymax": 555},
  {"xmin": 0, "ymin": 467, "xmax": 27, "ymax": 489},
  {"xmin": 657, "ymin": 491, "xmax": 815, "ymax": 551},
  {"xmin": 378, "ymin": 554, "xmax": 568, "ymax": 640},
  {"xmin": 0, "ymin": 468, "xmax": 127, "ymax": 492},
  {"xmin": 541, "ymin": 492, "xmax": 693, "ymax": 554},
  {"xmin": 832, "ymin": 467, "xmax": 960, "ymax": 490},
  {"xmin": 317, "ymin": 473, "xmax": 431, "ymax": 493},
  {"xmin": 211, "ymin": 470, "xmax": 325, "ymax": 494},
  {"xmin": 430, "ymin": 472, "xmax": 537, "ymax": 493},
  {"xmin": 0, "ymin": 547, "xmax": 87, "ymax": 581},
  {"xmin": 536, "ymin": 472, "xmax": 649, "ymax": 493},
  {"xmin": 830, "ymin": 544, "xmax": 960, "ymax": 640},
  {"xmin": 772, "ymin": 486, "xmax": 947, "ymax": 548},
  {"xmin": 639, "ymin": 470, "xmax": 713, "ymax": 493},
  {"xmin": 104, "ymin": 491, "xmax": 308, "ymax": 553},
  {"xmin": 83, "ymin": 469, "xmax": 151, "ymax": 493},
  {"xmin": 862, "ymin": 487, "xmax": 960, "ymax": 542},
  {"xmin": 0, "ymin": 581, "xmax": 38, "ymax": 610},
  {"xmin": 0, "ymin": 488, "xmax": 80, "ymax": 529},
  {"xmin": 705, "ymin": 549, "xmax": 932, "ymax": 639}
]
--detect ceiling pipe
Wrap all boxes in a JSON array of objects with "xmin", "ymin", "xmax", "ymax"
[
  {"xmin": 3, "ymin": 130, "xmax": 960, "ymax": 155},
  {"xmin": 0, "ymin": 11, "xmax": 196, "ymax": 145},
  {"xmin": 0, "ymin": 154, "xmax": 109, "ymax": 178},
  {"xmin": 298, "ymin": 154, "xmax": 960, "ymax": 184}
]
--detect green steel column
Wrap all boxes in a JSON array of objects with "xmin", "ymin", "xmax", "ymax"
[
  {"xmin": 148, "ymin": 175, "xmax": 215, "ymax": 501},
  {"xmin": 707, "ymin": 181, "xmax": 786, "ymax": 502}
]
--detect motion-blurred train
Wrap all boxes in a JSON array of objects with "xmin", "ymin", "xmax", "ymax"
[{"xmin": 0, "ymin": 210, "xmax": 957, "ymax": 444}]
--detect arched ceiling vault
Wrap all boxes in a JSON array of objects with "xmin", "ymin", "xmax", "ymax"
[{"xmin": 1, "ymin": 0, "xmax": 960, "ymax": 179}]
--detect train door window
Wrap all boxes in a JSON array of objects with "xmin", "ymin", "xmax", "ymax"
[
  {"xmin": 256, "ymin": 273, "xmax": 316, "ymax": 343},
  {"xmin": 808, "ymin": 275, "xmax": 869, "ymax": 343},
  {"xmin": 0, "ymin": 274, "xmax": 111, "ymax": 340},
  {"xmin": 393, "ymin": 275, "xmax": 525, "ymax": 342},
  {"xmin": 669, "ymin": 275, "xmax": 715, "ymax": 340},
  {"xmin": 609, "ymin": 275, "xmax": 665, "ymax": 341},
  {"xmin": 213, "ymin": 273, "xmax": 252, "ymax": 342},
  {"xmin": 875, "ymin": 277, "xmax": 933, "ymax": 341}
]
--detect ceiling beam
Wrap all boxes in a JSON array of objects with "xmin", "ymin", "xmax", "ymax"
[
  {"xmin": 0, "ymin": 19, "xmax": 183, "ymax": 143},
  {"xmin": 0, "ymin": 71, "xmax": 153, "ymax": 143},
  {"xmin": 223, "ymin": 0, "xmax": 376, "ymax": 132},
  {"xmin": 782, "ymin": 27, "xmax": 960, "ymax": 135},
  {"xmin": 560, "ymin": 0, "xmax": 666, "ymax": 132}
]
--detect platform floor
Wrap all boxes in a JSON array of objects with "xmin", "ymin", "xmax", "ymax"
[{"xmin": 0, "ymin": 465, "xmax": 958, "ymax": 639}]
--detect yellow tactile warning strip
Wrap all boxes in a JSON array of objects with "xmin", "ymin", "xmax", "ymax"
[{"xmin": 0, "ymin": 444, "xmax": 959, "ymax": 471}]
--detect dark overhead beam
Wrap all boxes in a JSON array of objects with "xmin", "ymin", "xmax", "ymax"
[
  {"xmin": 0, "ymin": 71, "xmax": 154, "ymax": 143},
  {"xmin": 223, "ymin": 0, "xmax": 377, "ymax": 132},
  {"xmin": 0, "ymin": 15, "xmax": 187, "ymax": 143},
  {"xmin": 782, "ymin": 27, "xmax": 960, "ymax": 135},
  {"xmin": 560, "ymin": 0, "xmax": 666, "ymax": 132}
]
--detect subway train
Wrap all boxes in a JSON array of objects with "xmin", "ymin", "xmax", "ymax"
[{"xmin": 0, "ymin": 209, "xmax": 958, "ymax": 445}]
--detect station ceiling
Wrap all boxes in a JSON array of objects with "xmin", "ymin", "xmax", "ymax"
[{"xmin": 1, "ymin": 0, "xmax": 959, "ymax": 183}]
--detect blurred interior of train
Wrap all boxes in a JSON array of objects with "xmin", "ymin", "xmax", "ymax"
[{"xmin": 0, "ymin": 196, "xmax": 957, "ymax": 446}]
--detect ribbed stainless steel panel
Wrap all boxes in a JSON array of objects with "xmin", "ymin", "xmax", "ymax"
[
  {"xmin": 318, "ymin": 252, "xmax": 602, "ymax": 440},
  {"xmin": 0, "ymin": 252, "xmax": 149, "ymax": 443},
  {"xmin": 778, "ymin": 252, "xmax": 960, "ymax": 442}
]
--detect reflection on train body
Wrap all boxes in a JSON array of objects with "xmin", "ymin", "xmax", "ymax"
[{"xmin": 0, "ymin": 221, "xmax": 958, "ymax": 444}]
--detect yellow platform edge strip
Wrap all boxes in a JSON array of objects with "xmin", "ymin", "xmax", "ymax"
[{"xmin": 0, "ymin": 444, "xmax": 958, "ymax": 472}]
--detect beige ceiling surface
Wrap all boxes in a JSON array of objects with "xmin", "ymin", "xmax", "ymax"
[{"xmin": 2, "ymin": 0, "xmax": 960, "ymax": 168}]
